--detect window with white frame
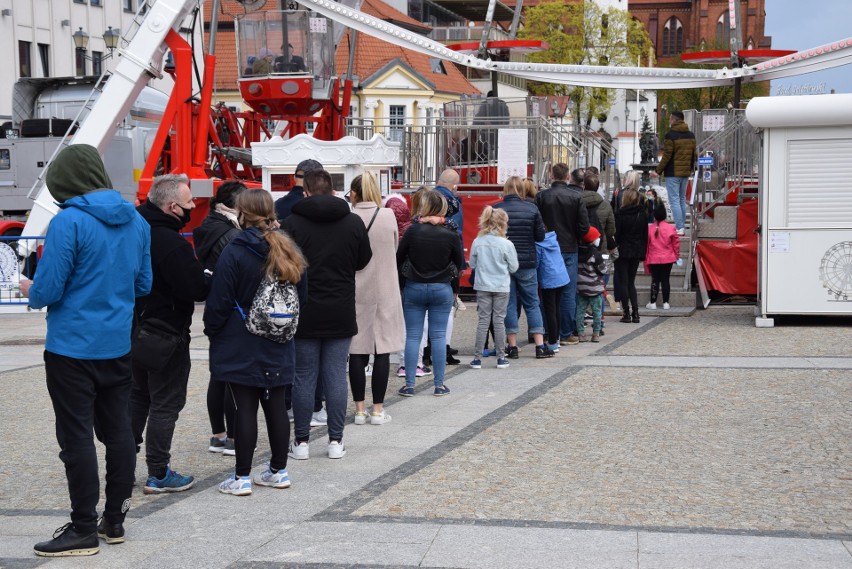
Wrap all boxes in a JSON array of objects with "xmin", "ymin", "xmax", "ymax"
[{"xmin": 389, "ymin": 105, "xmax": 405, "ymax": 142}]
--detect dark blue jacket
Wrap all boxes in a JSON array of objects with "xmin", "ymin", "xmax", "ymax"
[
  {"xmin": 493, "ymin": 195, "xmax": 545, "ymax": 269},
  {"xmin": 203, "ymin": 228, "xmax": 308, "ymax": 387},
  {"xmin": 274, "ymin": 185, "xmax": 304, "ymax": 221}
]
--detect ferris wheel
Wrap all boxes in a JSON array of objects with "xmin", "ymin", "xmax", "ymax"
[{"xmin": 819, "ymin": 241, "xmax": 852, "ymax": 302}]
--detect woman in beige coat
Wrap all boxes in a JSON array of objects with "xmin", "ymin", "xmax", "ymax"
[{"xmin": 348, "ymin": 172, "xmax": 405, "ymax": 425}]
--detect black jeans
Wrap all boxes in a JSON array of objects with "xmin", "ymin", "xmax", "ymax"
[
  {"xmin": 349, "ymin": 353, "xmax": 390, "ymax": 404},
  {"xmin": 649, "ymin": 263, "xmax": 674, "ymax": 303},
  {"xmin": 44, "ymin": 351, "xmax": 136, "ymax": 532},
  {"xmin": 226, "ymin": 383, "xmax": 290, "ymax": 477},
  {"xmin": 130, "ymin": 342, "xmax": 191, "ymax": 478},
  {"xmin": 541, "ymin": 287, "xmax": 564, "ymax": 345},
  {"xmin": 614, "ymin": 258, "xmax": 641, "ymax": 314}
]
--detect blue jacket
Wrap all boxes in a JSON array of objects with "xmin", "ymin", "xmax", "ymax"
[
  {"xmin": 203, "ymin": 228, "xmax": 308, "ymax": 388},
  {"xmin": 493, "ymin": 195, "xmax": 545, "ymax": 269},
  {"xmin": 28, "ymin": 190, "xmax": 152, "ymax": 359},
  {"xmin": 535, "ymin": 231, "xmax": 570, "ymax": 289},
  {"xmin": 469, "ymin": 232, "xmax": 518, "ymax": 293}
]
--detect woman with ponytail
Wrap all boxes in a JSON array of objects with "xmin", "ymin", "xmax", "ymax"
[{"xmin": 203, "ymin": 189, "xmax": 308, "ymax": 496}]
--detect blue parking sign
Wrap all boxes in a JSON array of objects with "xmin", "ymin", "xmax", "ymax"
[{"xmin": 698, "ymin": 156, "xmax": 714, "ymax": 166}]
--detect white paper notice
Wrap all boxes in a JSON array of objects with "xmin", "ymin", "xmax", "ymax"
[
  {"xmin": 497, "ymin": 129, "xmax": 528, "ymax": 183},
  {"xmin": 769, "ymin": 231, "xmax": 790, "ymax": 253},
  {"xmin": 309, "ymin": 18, "xmax": 327, "ymax": 33}
]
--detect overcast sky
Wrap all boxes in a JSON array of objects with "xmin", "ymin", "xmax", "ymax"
[{"xmin": 764, "ymin": 0, "xmax": 852, "ymax": 94}]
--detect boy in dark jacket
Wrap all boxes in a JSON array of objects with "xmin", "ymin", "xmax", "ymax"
[{"xmin": 575, "ymin": 227, "xmax": 606, "ymax": 343}]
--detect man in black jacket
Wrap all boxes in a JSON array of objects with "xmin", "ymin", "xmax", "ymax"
[
  {"xmin": 282, "ymin": 169, "xmax": 372, "ymax": 460},
  {"xmin": 131, "ymin": 174, "xmax": 210, "ymax": 494},
  {"xmin": 274, "ymin": 159, "xmax": 323, "ymax": 221},
  {"xmin": 535, "ymin": 164, "xmax": 591, "ymax": 345}
]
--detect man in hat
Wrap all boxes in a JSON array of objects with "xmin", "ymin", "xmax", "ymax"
[
  {"xmin": 21, "ymin": 144, "xmax": 152, "ymax": 557},
  {"xmin": 275, "ymin": 159, "xmax": 323, "ymax": 221}
]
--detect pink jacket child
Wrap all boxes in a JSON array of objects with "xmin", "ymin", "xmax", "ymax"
[{"xmin": 644, "ymin": 208, "xmax": 680, "ymax": 309}]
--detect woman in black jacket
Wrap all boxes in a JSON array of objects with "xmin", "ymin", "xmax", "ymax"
[
  {"xmin": 192, "ymin": 181, "xmax": 246, "ymax": 455},
  {"xmin": 397, "ymin": 190, "xmax": 464, "ymax": 397},
  {"xmin": 203, "ymin": 189, "xmax": 307, "ymax": 495},
  {"xmin": 613, "ymin": 189, "xmax": 648, "ymax": 323}
]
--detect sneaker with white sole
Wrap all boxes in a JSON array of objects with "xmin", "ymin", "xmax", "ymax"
[
  {"xmin": 496, "ymin": 357, "xmax": 510, "ymax": 369},
  {"xmin": 328, "ymin": 440, "xmax": 346, "ymax": 459},
  {"xmin": 310, "ymin": 408, "xmax": 327, "ymax": 427},
  {"xmin": 353, "ymin": 411, "xmax": 369, "ymax": 425},
  {"xmin": 646, "ymin": 302, "xmax": 657, "ymax": 310},
  {"xmin": 416, "ymin": 366, "xmax": 431, "ymax": 377},
  {"xmin": 365, "ymin": 364, "xmax": 373, "ymax": 377},
  {"xmin": 288, "ymin": 441, "xmax": 309, "ymax": 460},
  {"xmin": 218, "ymin": 474, "xmax": 252, "ymax": 496},
  {"xmin": 222, "ymin": 438, "xmax": 235, "ymax": 456},
  {"xmin": 663, "ymin": 302, "xmax": 671, "ymax": 310},
  {"xmin": 287, "ymin": 408, "xmax": 294, "ymax": 423},
  {"xmin": 208, "ymin": 436, "xmax": 227, "ymax": 453},
  {"xmin": 396, "ymin": 366, "xmax": 406, "ymax": 377},
  {"xmin": 253, "ymin": 466, "xmax": 291, "ymax": 488},
  {"xmin": 469, "ymin": 358, "xmax": 482, "ymax": 369},
  {"xmin": 370, "ymin": 410, "xmax": 392, "ymax": 425}
]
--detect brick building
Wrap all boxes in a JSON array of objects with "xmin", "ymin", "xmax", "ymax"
[{"xmin": 628, "ymin": 0, "xmax": 771, "ymax": 65}]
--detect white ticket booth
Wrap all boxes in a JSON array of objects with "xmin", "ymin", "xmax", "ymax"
[{"xmin": 745, "ymin": 94, "xmax": 852, "ymax": 326}]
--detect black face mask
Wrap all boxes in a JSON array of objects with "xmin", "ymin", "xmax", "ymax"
[{"xmin": 176, "ymin": 205, "xmax": 192, "ymax": 226}]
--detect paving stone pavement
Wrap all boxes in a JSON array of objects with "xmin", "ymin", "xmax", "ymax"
[{"xmin": 0, "ymin": 305, "xmax": 850, "ymax": 569}]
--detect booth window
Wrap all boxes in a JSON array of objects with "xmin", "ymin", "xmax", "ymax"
[{"xmin": 19, "ymin": 41, "xmax": 32, "ymax": 77}]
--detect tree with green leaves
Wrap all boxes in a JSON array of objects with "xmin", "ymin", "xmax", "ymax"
[{"xmin": 519, "ymin": 0, "xmax": 653, "ymax": 128}]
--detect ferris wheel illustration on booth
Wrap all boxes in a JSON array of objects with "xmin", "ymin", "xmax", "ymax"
[{"xmin": 819, "ymin": 241, "xmax": 852, "ymax": 302}]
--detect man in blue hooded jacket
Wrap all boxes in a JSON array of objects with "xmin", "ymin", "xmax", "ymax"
[{"xmin": 21, "ymin": 144, "xmax": 152, "ymax": 557}]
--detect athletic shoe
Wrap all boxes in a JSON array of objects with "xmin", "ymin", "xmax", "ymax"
[
  {"xmin": 676, "ymin": 228, "xmax": 686, "ymax": 236},
  {"xmin": 34, "ymin": 523, "xmax": 99, "ymax": 557},
  {"xmin": 353, "ymin": 411, "xmax": 369, "ymax": 425},
  {"xmin": 218, "ymin": 474, "xmax": 252, "ymax": 496},
  {"xmin": 288, "ymin": 441, "xmax": 310, "ymax": 460},
  {"xmin": 535, "ymin": 345, "xmax": 555, "ymax": 359},
  {"xmin": 288, "ymin": 408, "xmax": 294, "ymax": 423},
  {"xmin": 481, "ymin": 348, "xmax": 494, "ymax": 358},
  {"xmin": 663, "ymin": 302, "xmax": 671, "ymax": 310},
  {"xmin": 416, "ymin": 366, "xmax": 431, "ymax": 377},
  {"xmin": 396, "ymin": 366, "xmax": 406, "ymax": 377},
  {"xmin": 144, "ymin": 467, "xmax": 195, "ymax": 494},
  {"xmin": 222, "ymin": 438, "xmax": 235, "ymax": 456},
  {"xmin": 328, "ymin": 440, "xmax": 346, "ymax": 459},
  {"xmin": 646, "ymin": 302, "xmax": 657, "ymax": 310},
  {"xmin": 97, "ymin": 517, "xmax": 125, "ymax": 545},
  {"xmin": 578, "ymin": 335, "xmax": 590, "ymax": 343},
  {"xmin": 370, "ymin": 409, "xmax": 392, "ymax": 425},
  {"xmin": 546, "ymin": 343, "xmax": 560, "ymax": 353},
  {"xmin": 254, "ymin": 466, "xmax": 291, "ymax": 488},
  {"xmin": 446, "ymin": 353, "xmax": 461, "ymax": 365},
  {"xmin": 398, "ymin": 386, "xmax": 415, "ymax": 397},
  {"xmin": 563, "ymin": 335, "xmax": 580, "ymax": 346},
  {"xmin": 365, "ymin": 364, "xmax": 373, "ymax": 377},
  {"xmin": 433, "ymin": 385, "xmax": 450, "ymax": 396},
  {"xmin": 208, "ymin": 436, "xmax": 227, "ymax": 453},
  {"xmin": 469, "ymin": 358, "xmax": 482, "ymax": 369},
  {"xmin": 310, "ymin": 407, "xmax": 327, "ymax": 427},
  {"xmin": 505, "ymin": 345, "xmax": 519, "ymax": 359},
  {"xmin": 496, "ymin": 357, "xmax": 510, "ymax": 369}
]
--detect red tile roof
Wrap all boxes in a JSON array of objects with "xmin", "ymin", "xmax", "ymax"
[{"xmin": 334, "ymin": 0, "xmax": 478, "ymax": 95}]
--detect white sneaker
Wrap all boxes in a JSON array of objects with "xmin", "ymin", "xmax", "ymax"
[
  {"xmin": 287, "ymin": 408, "xmax": 294, "ymax": 423},
  {"xmin": 370, "ymin": 409, "xmax": 392, "ymax": 425},
  {"xmin": 288, "ymin": 441, "xmax": 309, "ymax": 460},
  {"xmin": 365, "ymin": 364, "xmax": 373, "ymax": 377},
  {"xmin": 676, "ymin": 228, "xmax": 686, "ymax": 236},
  {"xmin": 328, "ymin": 440, "xmax": 346, "ymax": 459},
  {"xmin": 646, "ymin": 302, "xmax": 657, "ymax": 310},
  {"xmin": 218, "ymin": 474, "xmax": 252, "ymax": 496},
  {"xmin": 353, "ymin": 411, "xmax": 369, "ymax": 425},
  {"xmin": 310, "ymin": 408, "xmax": 327, "ymax": 427},
  {"xmin": 663, "ymin": 302, "xmax": 671, "ymax": 310},
  {"xmin": 253, "ymin": 466, "xmax": 291, "ymax": 488}
]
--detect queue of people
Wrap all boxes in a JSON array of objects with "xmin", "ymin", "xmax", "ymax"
[{"xmin": 23, "ymin": 148, "xmax": 679, "ymax": 556}]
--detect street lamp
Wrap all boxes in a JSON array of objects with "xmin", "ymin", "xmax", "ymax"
[{"xmin": 73, "ymin": 26, "xmax": 120, "ymax": 58}]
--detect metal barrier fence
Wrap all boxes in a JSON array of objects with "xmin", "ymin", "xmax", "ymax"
[{"xmin": 0, "ymin": 235, "xmax": 42, "ymax": 309}]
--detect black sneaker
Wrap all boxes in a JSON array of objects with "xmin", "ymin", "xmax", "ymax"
[
  {"xmin": 34, "ymin": 522, "xmax": 99, "ymax": 557},
  {"xmin": 97, "ymin": 517, "xmax": 125, "ymax": 544},
  {"xmin": 535, "ymin": 345, "xmax": 555, "ymax": 359},
  {"xmin": 506, "ymin": 345, "xmax": 519, "ymax": 359}
]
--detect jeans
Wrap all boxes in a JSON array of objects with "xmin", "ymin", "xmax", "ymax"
[
  {"xmin": 576, "ymin": 293, "xmax": 603, "ymax": 336},
  {"xmin": 402, "ymin": 282, "xmax": 454, "ymax": 388},
  {"xmin": 45, "ymin": 351, "xmax": 136, "ymax": 532},
  {"xmin": 131, "ymin": 342, "xmax": 191, "ymax": 478},
  {"xmin": 504, "ymin": 267, "xmax": 545, "ymax": 336},
  {"xmin": 666, "ymin": 176, "xmax": 689, "ymax": 231},
  {"xmin": 293, "ymin": 337, "xmax": 351, "ymax": 443},
  {"xmin": 560, "ymin": 252, "xmax": 579, "ymax": 339},
  {"xmin": 475, "ymin": 291, "xmax": 509, "ymax": 358}
]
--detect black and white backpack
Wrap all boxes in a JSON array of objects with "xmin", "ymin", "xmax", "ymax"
[{"xmin": 236, "ymin": 276, "xmax": 299, "ymax": 343}]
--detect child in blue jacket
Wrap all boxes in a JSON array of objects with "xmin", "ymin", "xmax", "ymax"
[{"xmin": 535, "ymin": 230, "xmax": 570, "ymax": 352}]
